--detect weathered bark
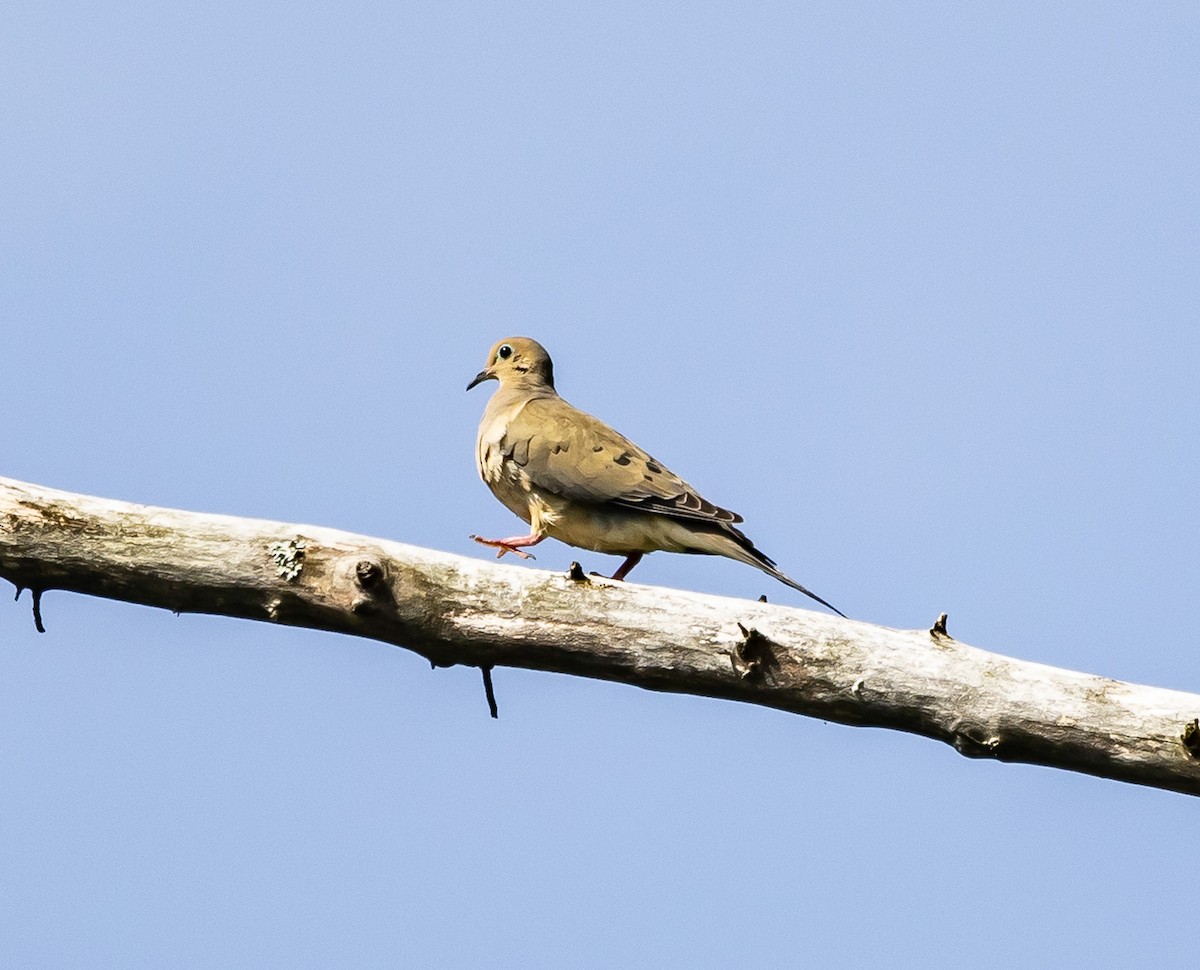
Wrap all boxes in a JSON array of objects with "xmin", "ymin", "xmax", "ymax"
[{"xmin": 2, "ymin": 475, "xmax": 1198, "ymax": 795}]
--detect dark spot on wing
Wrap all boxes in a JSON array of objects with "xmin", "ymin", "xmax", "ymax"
[
  {"xmin": 593, "ymin": 445, "xmax": 603, "ymax": 452},
  {"xmin": 503, "ymin": 437, "xmax": 531, "ymax": 466},
  {"xmin": 614, "ymin": 453, "xmax": 632, "ymax": 466},
  {"xmin": 646, "ymin": 460, "xmax": 662, "ymax": 474},
  {"xmin": 553, "ymin": 442, "xmax": 568, "ymax": 454}
]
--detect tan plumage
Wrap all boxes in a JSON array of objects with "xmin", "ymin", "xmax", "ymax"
[{"xmin": 467, "ymin": 337, "xmax": 844, "ymax": 616}]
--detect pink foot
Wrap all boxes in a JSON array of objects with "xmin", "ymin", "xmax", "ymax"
[{"xmin": 470, "ymin": 533, "xmax": 545, "ymax": 561}]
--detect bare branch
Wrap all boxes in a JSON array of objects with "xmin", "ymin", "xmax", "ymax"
[{"xmin": 1, "ymin": 475, "xmax": 1198, "ymax": 795}]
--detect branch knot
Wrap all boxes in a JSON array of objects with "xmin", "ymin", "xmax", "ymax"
[
  {"xmin": 1182, "ymin": 719, "xmax": 1200, "ymax": 758},
  {"xmin": 732, "ymin": 623, "xmax": 781, "ymax": 683}
]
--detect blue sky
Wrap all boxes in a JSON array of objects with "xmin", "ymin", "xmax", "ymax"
[{"xmin": 2, "ymin": 2, "xmax": 1198, "ymax": 966}]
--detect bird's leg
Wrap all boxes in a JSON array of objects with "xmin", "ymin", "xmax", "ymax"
[
  {"xmin": 610, "ymin": 552, "xmax": 643, "ymax": 581},
  {"xmin": 469, "ymin": 533, "xmax": 545, "ymax": 560}
]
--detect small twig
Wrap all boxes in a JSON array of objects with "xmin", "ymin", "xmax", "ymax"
[
  {"xmin": 481, "ymin": 665, "xmax": 499, "ymax": 719},
  {"xmin": 32, "ymin": 588, "xmax": 46, "ymax": 633}
]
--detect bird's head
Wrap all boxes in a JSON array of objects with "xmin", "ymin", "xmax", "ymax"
[{"xmin": 467, "ymin": 337, "xmax": 556, "ymax": 392}]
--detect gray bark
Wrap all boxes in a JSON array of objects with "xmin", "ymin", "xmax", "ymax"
[{"xmin": 2, "ymin": 475, "xmax": 1198, "ymax": 795}]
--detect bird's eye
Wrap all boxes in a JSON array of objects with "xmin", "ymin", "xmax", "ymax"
[{"xmin": 497, "ymin": 344, "xmax": 513, "ymax": 360}]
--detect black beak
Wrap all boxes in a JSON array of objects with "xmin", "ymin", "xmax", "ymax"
[{"xmin": 466, "ymin": 369, "xmax": 494, "ymax": 391}]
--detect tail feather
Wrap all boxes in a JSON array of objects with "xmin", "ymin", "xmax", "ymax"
[
  {"xmin": 752, "ymin": 555, "xmax": 847, "ymax": 618},
  {"xmin": 693, "ymin": 526, "xmax": 847, "ymax": 618}
]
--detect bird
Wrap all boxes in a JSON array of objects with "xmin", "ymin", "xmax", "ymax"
[{"xmin": 466, "ymin": 337, "xmax": 845, "ymax": 617}]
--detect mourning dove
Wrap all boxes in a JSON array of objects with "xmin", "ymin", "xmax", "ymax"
[{"xmin": 467, "ymin": 337, "xmax": 845, "ymax": 616}]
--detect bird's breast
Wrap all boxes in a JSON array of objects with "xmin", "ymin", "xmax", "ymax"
[
  {"xmin": 476, "ymin": 414, "xmax": 539, "ymax": 525},
  {"xmin": 476, "ymin": 412, "xmax": 509, "ymax": 484}
]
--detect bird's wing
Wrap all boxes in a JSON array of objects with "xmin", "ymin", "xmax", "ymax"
[{"xmin": 501, "ymin": 396, "xmax": 743, "ymax": 525}]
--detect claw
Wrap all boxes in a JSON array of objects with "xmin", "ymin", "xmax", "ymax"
[{"xmin": 494, "ymin": 544, "xmax": 534, "ymax": 561}]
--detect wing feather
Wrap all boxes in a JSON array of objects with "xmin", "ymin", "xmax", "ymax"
[{"xmin": 502, "ymin": 397, "xmax": 743, "ymax": 525}]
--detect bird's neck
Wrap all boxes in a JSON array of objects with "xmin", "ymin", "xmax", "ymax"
[
  {"xmin": 499, "ymin": 379, "xmax": 557, "ymax": 401},
  {"xmin": 482, "ymin": 381, "xmax": 557, "ymax": 424}
]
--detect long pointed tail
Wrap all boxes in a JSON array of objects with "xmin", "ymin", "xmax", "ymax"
[
  {"xmin": 754, "ymin": 557, "xmax": 846, "ymax": 618},
  {"xmin": 710, "ymin": 529, "xmax": 847, "ymax": 617}
]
